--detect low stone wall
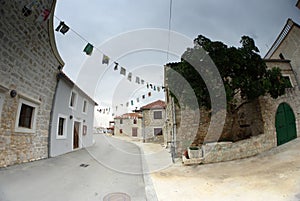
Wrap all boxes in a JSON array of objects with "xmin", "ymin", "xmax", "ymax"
[{"xmin": 202, "ymin": 134, "xmax": 275, "ymax": 164}]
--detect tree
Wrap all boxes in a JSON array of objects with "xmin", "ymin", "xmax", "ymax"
[
  {"xmin": 167, "ymin": 35, "xmax": 288, "ymax": 111},
  {"xmin": 166, "ymin": 35, "xmax": 290, "ymax": 141}
]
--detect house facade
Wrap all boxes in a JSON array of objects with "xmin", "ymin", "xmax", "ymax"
[
  {"xmin": 114, "ymin": 113, "xmax": 143, "ymax": 138},
  {"xmin": 49, "ymin": 72, "xmax": 97, "ymax": 157},
  {"xmin": 140, "ymin": 100, "xmax": 166, "ymax": 143},
  {"xmin": 0, "ymin": 0, "xmax": 64, "ymax": 167}
]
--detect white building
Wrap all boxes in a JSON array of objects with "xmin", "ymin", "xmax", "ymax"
[{"xmin": 49, "ymin": 72, "xmax": 97, "ymax": 157}]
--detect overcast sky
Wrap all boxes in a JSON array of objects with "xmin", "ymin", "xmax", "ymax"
[{"xmin": 54, "ymin": 0, "xmax": 300, "ymax": 126}]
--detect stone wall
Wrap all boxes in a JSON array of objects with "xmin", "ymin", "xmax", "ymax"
[
  {"xmin": 0, "ymin": 0, "xmax": 63, "ymax": 167},
  {"xmin": 166, "ymin": 85, "xmax": 300, "ymax": 163},
  {"xmin": 202, "ymin": 88, "xmax": 300, "ymax": 163}
]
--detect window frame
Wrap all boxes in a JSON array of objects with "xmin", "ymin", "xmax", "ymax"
[
  {"xmin": 0, "ymin": 93, "xmax": 4, "ymax": 122},
  {"xmin": 154, "ymin": 128, "xmax": 163, "ymax": 136},
  {"xmin": 282, "ymin": 74, "xmax": 294, "ymax": 88},
  {"xmin": 69, "ymin": 91, "xmax": 78, "ymax": 109},
  {"xmin": 15, "ymin": 98, "xmax": 39, "ymax": 133},
  {"xmin": 153, "ymin": 110, "xmax": 163, "ymax": 119},
  {"xmin": 120, "ymin": 118, "xmax": 123, "ymax": 124},
  {"xmin": 56, "ymin": 114, "xmax": 68, "ymax": 139},
  {"xmin": 82, "ymin": 99, "xmax": 88, "ymax": 114}
]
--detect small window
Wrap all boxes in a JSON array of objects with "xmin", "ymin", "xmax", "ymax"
[
  {"xmin": 153, "ymin": 111, "xmax": 162, "ymax": 119},
  {"xmin": 82, "ymin": 100, "xmax": 87, "ymax": 113},
  {"xmin": 69, "ymin": 91, "xmax": 77, "ymax": 108},
  {"xmin": 83, "ymin": 125, "xmax": 87, "ymax": 136},
  {"xmin": 120, "ymin": 129, "xmax": 123, "ymax": 134},
  {"xmin": 19, "ymin": 104, "xmax": 34, "ymax": 128},
  {"xmin": 15, "ymin": 98, "xmax": 38, "ymax": 133},
  {"xmin": 154, "ymin": 128, "xmax": 163, "ymax": 136},
  {"xmin": 120, "ymin": 119, "xmax": 123, "ymax": 124},
  {"xmin": 57, "ymin": 114, "xmax": 67, "ymax": 139},
  {"xmin": 133, "ymin": 119, "xmax": 137, "ymax": 124},
  {"xmin": 282, "ymin": 76, "xmax": 293, "ymax": 88}
]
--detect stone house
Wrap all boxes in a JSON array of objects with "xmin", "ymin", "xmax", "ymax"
[
  {"xmin": 0, "ymin": 0, "xmax": 64, "ymax": 167},
  {"xmin": 49, "ymin": 72, "xmax": 97, "ymax": 157},
  {"xmin": 165, "ymin": 18, "xmax": 300, "ymax": 164},
  {"xmin": 140, "ymin": 100, "xmax": 166, "ymax": 143},
  {"xmin": 114, "ymin": 113, "xmax": 143, "ymax": 138}
]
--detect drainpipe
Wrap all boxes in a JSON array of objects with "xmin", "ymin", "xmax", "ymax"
[
  {"xmin": 48, "ymin": 74, "xmax": 60, "ymax": 158},
  {"xmin": 142, "ymin": 111, "xmax": 145, "ymax": 143},
  {"xmin": 171, "ymin": 97, "xmax": 177, "ymax": 157}
]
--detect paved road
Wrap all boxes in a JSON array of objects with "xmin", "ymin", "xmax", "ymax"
[{"xmin": 0, "ymin": 134, "xmax": 151, "ymax": 201}]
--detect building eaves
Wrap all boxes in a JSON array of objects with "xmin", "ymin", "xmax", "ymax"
[{"xmin": 264, "ymin": 19, "xmax": 300, "ymax": 59}]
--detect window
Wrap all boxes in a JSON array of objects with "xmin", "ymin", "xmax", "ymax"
[
  {"xmin": 69, "ymin": 91, "xmax": 77, "ymax": 108},
  {"xmin": 19, "ymin": 104, "xmax": 34, "ymax": 128},
  {"xmin": 282, "ymin": 75, "xmax": 293, "ymax": 88},
  {"xmin": 82, "ymin": 100, "xmax": 87, "ymax": 113},
  {"xmin": 120, "ymin": 129, "xmax": 123, "ymax": 134},
  {"xmin": 83, "ymin": 125, "xmax": 87, "ymax": 136},
  {"xmin": 120, "ymin": 119, "xmax": 123, "ymax": 124},
  {"xmin": 57, "ymin": 114, "xmax": 67, "ymax": 139},
  {"xmin": 15, "ymin": 98, "xmax": 38, "ymax": 133},
  {"xmin": 154, "ymin": 128, "xmax": 163, "ymax": 136},
  {"xmin": 153, "ymin": 111, "xmax": 162, "ymax": 119},
  {"xmin": 133, "ymin": 119, "xmax": 137, "ymax": 124}
]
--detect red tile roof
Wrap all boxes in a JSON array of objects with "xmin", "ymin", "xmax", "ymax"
[
  {"xmin": 114, "ymin": 113, "xmax": 142, "ymax": 119},
  {"xmin": 140, "ymin": 100, "xmax": 166, "ymax": 110}
]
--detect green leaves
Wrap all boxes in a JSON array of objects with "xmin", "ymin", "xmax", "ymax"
[{"xmin": 167, "ymin": 35, "xmax": 288, "ymax": 111}]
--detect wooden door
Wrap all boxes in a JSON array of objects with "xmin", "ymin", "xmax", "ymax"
[
  {"xmin": 132, "ymin": 128, "xmax": 138, "ymax": 137},
  {"xmin": 275, "ymin": 103, "xmax": 297, "ymax": 146},
  {"xmin": 73, "ymin": 121, "xmax": 80, "ymax": 149}
]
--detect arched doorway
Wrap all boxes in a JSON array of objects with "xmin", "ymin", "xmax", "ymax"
[{"xmin": 275, "ymin": 103, "xmax": 297, "ymax": 146}]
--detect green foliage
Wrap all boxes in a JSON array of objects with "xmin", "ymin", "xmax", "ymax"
[{"xmin": 166, "ymin": 35, "xmax": 289, "ymax": 111}]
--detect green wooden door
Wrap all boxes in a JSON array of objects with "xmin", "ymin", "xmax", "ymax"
[{"xmin": 275, "ymin": 103, "xmax": 297, "ymax": 146}]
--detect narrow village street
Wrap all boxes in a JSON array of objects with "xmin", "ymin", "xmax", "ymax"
[{"xmin": 1, "ymin": 133, "xmax": 300, "ymax": 201}]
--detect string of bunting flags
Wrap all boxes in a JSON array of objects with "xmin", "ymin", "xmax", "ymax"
[
  {"xmin": 53, "ymin": 17, "xmax": 166, "ymax": 92},
  {"xmin": 21, "ymin": 0, "xmax": 167, "ymax": 117}
]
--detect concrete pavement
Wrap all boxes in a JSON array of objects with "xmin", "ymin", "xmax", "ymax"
[
  {"xmin": 1, "ymin": 134, "xmax": 300, "ymax": 201},
  {"xmin": 0, "ymin": 134, "xmax": 148, "ymax": 201},
  {"xmin": 118, "ymin": 135, "xmax": 300, "ymax": 201}
]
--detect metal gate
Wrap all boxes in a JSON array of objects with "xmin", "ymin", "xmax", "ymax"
[{"xmin": 275, "ymin": 103, "xmax": 297, "ymax": 146}]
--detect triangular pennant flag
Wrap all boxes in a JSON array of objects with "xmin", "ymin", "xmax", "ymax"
[
  {"xmin": 128, "ymin": 73, "xmax": 132, "ymax": 81},
  {"xmin": 120, "ymin": 67, "xmax": 126, "ymax": 75},
  {"xmin": 136, "ymin": 76, "xmax": 140, "ymax": 84},
  {"xmin": 83, "ymin": 43, "xmax": 93, "ymax": 55},
  {"xmin": 102, "ymin": 55, "xmax": 109, "ymax": 65},
  {"xmin": 36, "ymin": 8, "xmax": 50, "ymax": 22},
  {"xmin": 114, "ymin": 62, "xmax": 119, "ymax": 70}
]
